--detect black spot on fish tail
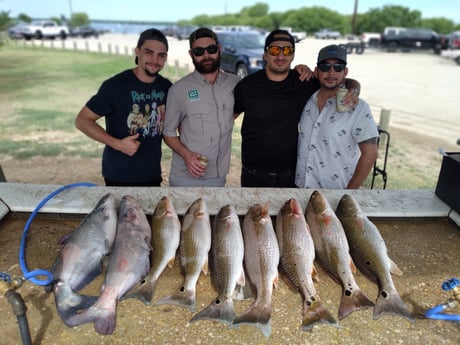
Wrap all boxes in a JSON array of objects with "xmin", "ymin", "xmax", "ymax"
[
  {"xmin": 190, "ymin": 297, "xmax": 235, "ymax": 324},
  {"xmin": 338, "ymin": 288, "xmax": 374, "ymax": 320},
  {"xmin": 302, "ymin": 299, "xmax": 339, "ymax": 331},
  {"xmin": 373, "ymin": 289, "xmax": 414, "ymax": 322}
]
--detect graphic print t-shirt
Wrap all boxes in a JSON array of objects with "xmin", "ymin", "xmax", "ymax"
[{"xmin": 86, "ymin": 69, "xmax": 172, "ymax": 183}]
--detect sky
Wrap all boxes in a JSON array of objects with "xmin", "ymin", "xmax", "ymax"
[{"xmin": 3, "ymin": 0, "xmax": 460, "ymax": 24}]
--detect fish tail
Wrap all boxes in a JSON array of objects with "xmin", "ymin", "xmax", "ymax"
[
  {"xmin": 338, "ymin": 289, "xmax": 374, "ymax": 320},
  {"xmin": 373, "ymin": 290, "xmax": 414, "ymax": 322},
  {"xmin": 65, "ymin": 299, "xmax": 117, "ymax": 335},
  {"xmin": 302, "ymin": 299, "xmax": 339, "ymax": 331},
  {"xmin": 121, "ymin": 278, "xmax": 157, "ymax": 306},
  {"xmin": 190, "ymin": 297, "xmax": 235, "ymax": 324},
  {"xmin": 154, "ymin": 288, "xmax": 196, "ymax": 311},
  {"xmin": 231, "ymin": 303, "xmax": 272, "ymax": 338},
  {"xmin": 54, "ymin": 285, "xmax": 99, "ymax": 325}
]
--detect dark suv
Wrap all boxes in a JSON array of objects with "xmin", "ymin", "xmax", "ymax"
[
  {"xmin": 381, "ymin": 27, "xmax": 442, "ymax": 54},
  {"xmin": 217, "ymin": 31, "xmax": 265, "ymax": 78}
]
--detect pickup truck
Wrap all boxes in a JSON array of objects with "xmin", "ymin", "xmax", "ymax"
[
  {"xmin": 381, "ymin": 27, "xmax": 442, "ymax": 54},
  {"xmin": 280, "ymin": 27, "xmax": 307, "ymax": 42},
  {"xmin": 22, "ymin": 21, "xmax": 69, "ymax": 40},
  {"xmin": 314, "ymin": 28, "xmax": 341, "ymax": 40}
]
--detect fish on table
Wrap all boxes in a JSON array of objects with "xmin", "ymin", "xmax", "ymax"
[
  {"xmin": 50, "ymin": 193, "xmax": 117, "ymax": 326},
  {"xmin": 155, "ymin": 198, "xmax": 211, "ymax": 311},
  {"xmin": 306, "ymin": 190, "xmax": 374, "ymax": 320},
  {"xmin": 123, "ymin": 196, "xmax": 181, "ymax": 305},
  {"xmin": 335, "ymin": 193, "xmax": 414, "ymax": 322},
  {"xmin": 276, "ymin": 198, "xmax": 338, "ymax": 330},
  {"xmin": 66, "ymin": 195, "xmax": 152, "ymax": 335},
  {"xmin": 231, "ymin": 202, "xmax": 279, "ymax": 338},
  {"xmin": 190, "ymin": 204, "xmax": 245, "ymax": 324}
]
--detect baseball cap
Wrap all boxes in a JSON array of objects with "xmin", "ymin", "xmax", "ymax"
[
  {"xmin": 135, "ymin": 28, "xmax": 168, "ymax": 64},
  {"xmin": 189, "ymin": 27, "xmax": 218, "ymax": 47},
  {"xmin": 264, "ymin": 29, "xmax": 295, "ymax": 49},
  {"xmin": 317, "ymin": 44, "xmax": 347, "ymax": 63}
]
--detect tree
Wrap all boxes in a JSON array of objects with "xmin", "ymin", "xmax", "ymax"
[
  {"xmin": 68, "ymin": 12, "xmax": 90, "ymax": 28},
  {"xmin": 18, "ymin": 13, "xmax": 32, "ymax": 23}
]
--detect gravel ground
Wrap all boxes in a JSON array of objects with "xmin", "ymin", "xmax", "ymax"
[{"xmin": 0, "ymin": 215, "xmax": 459, "ymax": 345}]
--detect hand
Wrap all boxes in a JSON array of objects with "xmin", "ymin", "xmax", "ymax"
[
  {"xmin": 294, "ymin": 64, "xmax": 314, "ymax": 81},
  {"xmin": 343, "ymin": 88, "xmax": 359, "ymax": 108},
  {"xmin": 118, "ymin": 133, "xmax": 141, "ymax": 156},
  {"xmin": 184, "ymin": 152, "xmax": 207, "ymax": 178}
]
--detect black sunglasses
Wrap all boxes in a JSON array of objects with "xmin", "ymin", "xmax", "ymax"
[
  {"xmin": 191, "ymin": 44, "xmax": 219, "ymax": 57},
  {"xmin": 317, "ymin": 62, "xmax": 346, "ymax": 72}
]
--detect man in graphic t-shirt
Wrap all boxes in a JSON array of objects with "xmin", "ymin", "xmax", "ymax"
[{"xmin": 75, "ymin": 28, "xmax": 172, "ymax": 186}]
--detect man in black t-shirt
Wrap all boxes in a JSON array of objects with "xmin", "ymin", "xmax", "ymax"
[
  {"xmin": 234, "ymin": 29, "xmax": 359, "ymax": 188},
  {"xmin": 75, "ymin": 29, "xmax": 172, "ymax": 186}
]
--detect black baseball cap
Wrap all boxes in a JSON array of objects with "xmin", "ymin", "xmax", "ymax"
[
  {"xmin": 264, "ymin": 29, "xmax": 295, "ymax": 49},
  {"xmin": 317, "ymin": 44, "xmax": 347, "ymax": 63},
  {"xmin": 189, "ymin": 27, "xmax": 218, "ymax": 48},
  {"xmin": 135, "ymin": 28, "xmax": 168, "ymax": 64}
]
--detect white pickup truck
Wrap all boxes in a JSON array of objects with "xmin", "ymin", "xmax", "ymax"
[
  {"xmin": 22, "ymin": 21, "xmax": 69, "ymax": 40},
  {"xmin": 281, "ymin": 27, "xmax": 307, "ymax": 43}
]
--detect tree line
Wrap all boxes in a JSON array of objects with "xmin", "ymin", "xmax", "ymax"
[{"xmin": 1, "ymin": 3, "xmax": 459, "ymax": 35}]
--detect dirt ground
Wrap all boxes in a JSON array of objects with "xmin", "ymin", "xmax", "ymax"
[{"xmin": 0, "ymin": 215, "xmax": 459, "ymax": 345}]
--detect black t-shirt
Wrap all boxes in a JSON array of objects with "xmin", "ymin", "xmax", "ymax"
[
  {"xmin": 87, "ymin": 69, "xmax": 172, "ymax": 183},
  {"xmin": 234, "ymin": 69, "xmax": 320, "ymax": 172}
]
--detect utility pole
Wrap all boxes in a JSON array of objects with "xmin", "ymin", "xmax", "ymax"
[
  {"xmin": 351, "ymin": 0, "xmax": 358, "ymax": 35},
  {"xmin": 68, "ymin": 0, "xmax": 73, "ymax": 18}
]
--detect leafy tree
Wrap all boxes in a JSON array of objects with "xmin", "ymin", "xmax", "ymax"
[
  {"xmin": 69, "ymin": 12, "xmax": 90, "ymax": 28},
  {"xmin": 421, "ymin": 18, "xmax": 455, "ymax": 34},
  {"xmin": 18, "ymin": 13, "xmax": 32, "ymax": 23},
  {"xmin": 0, "ymin": 10, "xmax": 11, "ymax": 31},
  {"xmin": 240, "ymin": 2, "xmax": 269, "ymax": 18}
]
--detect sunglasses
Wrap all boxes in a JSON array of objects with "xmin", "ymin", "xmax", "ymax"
[
  {"xmin": 191, "ymin": 44, "xmax": 219, "ymax": 57},
  {"xmin": 267, "ymin": 45, "xmax": 295, "ymax": 56},
  {"xmin": 317, "ymin": 62, "xmax": 346, "ymax": 72}
]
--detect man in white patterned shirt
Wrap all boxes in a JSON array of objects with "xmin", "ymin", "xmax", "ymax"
[{"xmin": 295, "ymin": 45, "xmax": 379, "ymax": 189}]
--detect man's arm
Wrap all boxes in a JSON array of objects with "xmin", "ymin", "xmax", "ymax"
[
  {"xmin": 163, "ymin": 135, "xmax": 206, "ymax": 178},
  {"xmin": 75, "ymin": 106, "xmax": 140, "ymax": 156},
  {"xmin": 346, "ymin": 138, "xmax": 378, "ymax": 189}
]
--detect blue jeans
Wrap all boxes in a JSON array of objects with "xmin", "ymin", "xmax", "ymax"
[{"xmin": 240, "ymin": 166, "xmax": 296, "ymax": 188}]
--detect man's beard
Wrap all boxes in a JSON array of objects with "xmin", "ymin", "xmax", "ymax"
[{"xmin": 193, "ymin": 54, "xmax": 221, "ymax": 74}]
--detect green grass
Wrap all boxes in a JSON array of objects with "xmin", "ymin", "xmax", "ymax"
[{"xmin": 0, "ymin": 43, "xmax": 457, "ymax": 189}]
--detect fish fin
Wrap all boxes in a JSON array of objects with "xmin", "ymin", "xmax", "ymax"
[
  {"xmin": 349, "ymin": 258, "xmax": 357, "ymax": 274},
  {"xmin": 338, "ymin": 288, "xmax": 374, "ymax": 320},
  {"xmin": 201, "ymin": 258, "xmax": 209, "ymax": 275},
  {"xmin": 237, "ymin": 269, "xmax": 246, "ymax": 287},
  {"xmin": 54, "ymin": 282, "xmax": 99, "ymax": 324},
  {"xmin": 373, "ymin": 289, "xmax": 414, "ymax": 322},
  {"xmin": 65, "ymin": 299, "xmax": 117, "ymax": 335},
  {"xmin": 389, "ymin": 259, "xmax": 403, "ymax": 276},
  {"xmin": 167, "ymin": 256, "xmax": 176, "ymax": 269},
  {"xmin": 302, "ymin": 299, "xmax": 339, "ymax": 331},
  {"xmin": 312, "ymin": 265, "xmax": 320, "ymax": 282},
  {"xmin": 233, "ymin": 283, "xmax": 254, "ymax": 300},
  {"xmin": 155, "ymin": 288, "xmax": 196, "ymax": 311},
  {"xmin": 272, "ymin": 274, "xmax": 279, "ymax": 289},
  {"xmin": 121, "ymin": 277, "xmax": 157, "ymax": 305},
  {"xmin": 231, "ymin": 303, "xmax": 272, "ymax": 338},
  {"xmin": 190, "ymin": 297, "xmax": 235, "ymax": 324}
]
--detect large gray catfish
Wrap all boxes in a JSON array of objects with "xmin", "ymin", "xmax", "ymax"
[
  {"xmin": 50, "ymin": 193, "xmax": 117, "ymax": 326},
  {"xmin": 66, "ymin": 195, "xmax": 152, "ymax": 335},
  {"xmin": 123, "ymin": 196, "xmax": 181, "ymax": 305},
  {"xmin": 276, "ymin": 198, "xmax": 338, "ymax": 331},
  {"xmin": 306, "ymin": 191, "xmax": 374, "ymax": 320},
  {"xmin": 336, "ymin": 194, "xmax": 414, "ymax": 322},
  {"xmin": 190, "ymin": 204, "xmax": 245, "ymax": 324},
  {"xmin": 155, "ymin": 198, "xmax": 211, "ymax": 311},
  {"xmin": 232, "ymin": 203, "xmax": 279, "ymax": 338}
]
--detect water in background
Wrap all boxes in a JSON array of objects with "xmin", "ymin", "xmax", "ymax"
[{"xmin": 91, "ymin": 21, "xmax": 175, "ymax": 35}]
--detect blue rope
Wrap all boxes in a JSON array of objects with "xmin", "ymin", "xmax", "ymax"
[{"xmin": 18, "ymin": 182, "xmax": 97, "ymax": 286}]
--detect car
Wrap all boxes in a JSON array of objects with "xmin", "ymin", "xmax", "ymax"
[
  {"xmin": 359, "ymin": 32, "xmax": 381, "ymax": 47},
  {"xmin": 70, "ymin": 26, "xmax": 100, "ymax": 38},
  {"xmin": 314, "ymin": 28, "xmax": 341, "ymax": 39},
  {"xmin": 174, "ymin": 25, "xmax": 198, "ymax": 40},
  {"xmin": 8, "ymin": 24, "xmax": 27, "ymax": 39},
  {"xmin": 217, "ymin": 31, "xmax": 265, "ymax": 78},
  {"xmin": 381, "ymin": 27, "xmax": 442, "ymax": 54},
  {"xmin": 21, "ymin": 20, "xmax": 69, "ymax": 40}
]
